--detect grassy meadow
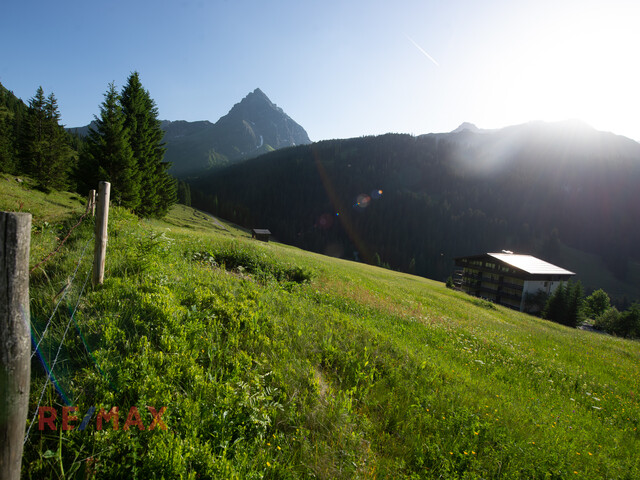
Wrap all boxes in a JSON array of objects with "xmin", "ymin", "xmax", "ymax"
[{"xmin": 1, "ymin": 175, "xmax": 639, "ymax": 479}]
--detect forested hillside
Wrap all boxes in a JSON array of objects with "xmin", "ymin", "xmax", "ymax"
[
  {"xmin": 190, "ymin": 122, "xmax": 640, "ymax": 304},
  {"xmin": 1, "ymin": 74, "xmax": 176, "ymax": 218}
]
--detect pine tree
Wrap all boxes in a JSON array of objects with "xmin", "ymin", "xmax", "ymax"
[
  {"xmin": 544, "ymin": 283, "xmax": 567, "ymax": 324},
  {"xmin": 543, "ymin": 281, "xmax": 584, "ymax": 328},
  {"xmin": 42, "ymin": 92, "xmax": 74, "ymax": 190},
  {"xmin": 18, "ymin": 88, "xmax": 75, "ymax": 190},
  {"xmin": 121, "ymin": 72, "xmax": 174, "ymax": 217},
  {"xmin": 0, "ymin": 102, "xmax": 15, "ymax": 173},
  {"xmin": 86, "ymin": 82, "xmax": 140, "ymax": 209},
  {"xmin": 177, "ymin": 180, "xmax": 191, "ymax": 206},
  {"xmin": 565, "ymin": 281, "xmax": 584, "ymax": 328},
  {"xmin": 23, "ymin": 86, "xmax": 47, "ymax": 181}
]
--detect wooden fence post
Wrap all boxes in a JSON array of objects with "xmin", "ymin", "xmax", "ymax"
[
  {"xmin": 86, "ymin": 189, "xmax": 96, "ymax": 216},
  {"xmin": 92, "ymin": 182, "xmax": 110, "ymax": 286},
  {"xmin": 0, "ymin": 212, "xmax": 32, "ymax": 480}
]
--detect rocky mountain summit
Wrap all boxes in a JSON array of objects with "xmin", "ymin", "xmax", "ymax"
[{"xmin": 162, "ymin": 88, "xmax": 311, "ymax": 177}]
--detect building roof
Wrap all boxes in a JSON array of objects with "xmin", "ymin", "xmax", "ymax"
[
  {"xmin": 252, "ymin": 229, "xmax": 271, "ymax": 235},
  {"xmin": 487, "ymin": 253, "xmax": 575, "ymax": 275}
]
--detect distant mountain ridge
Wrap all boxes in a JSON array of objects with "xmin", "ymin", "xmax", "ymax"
[
  {"xmin": 189, "ymin": 120, "xmax": 640, "ymax": 305},
  {"xmin": 69, "ymin": 88, "xmax": 312, "ymax": 178}
]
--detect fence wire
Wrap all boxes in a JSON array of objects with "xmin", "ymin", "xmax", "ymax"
[
  {"xmin": 24, "ymin": 267, "xmax": 92, "ymax": 445},
  {"xmin": 30, "ymin": 211, "xmax": 90, "ymax": 274},
  {"xmin": 30, "ymin": 235, "xmax": 93, "ymax": 359}
]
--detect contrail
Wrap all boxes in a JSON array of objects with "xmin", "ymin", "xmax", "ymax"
[{"xmin": 406, "ymin": 34, "xmax": 440, "ymax": 67}]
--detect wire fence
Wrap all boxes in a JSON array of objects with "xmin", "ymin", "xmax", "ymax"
[
  {"xmin": 30, "ymin": 235, "xmax": 92, "ymax": 359},
  {"xmin": 30, "ymin": 211, "xmax": 91, "ymax": 274},
  {"xmin": 23, "ymin": 209, "xmax": 100, "ymax": 445},
  {"xmin": 24, "ymin": 267, "xmax": 92, "ymax": 444}
]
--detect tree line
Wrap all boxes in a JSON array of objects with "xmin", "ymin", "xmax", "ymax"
[
  {"xmin": 0, "ymin": 73, "xmax": 176, "ymax": 218},
  {"xmin": 542, "ymin": 284, "xmax": 640, "ymax": 338}
]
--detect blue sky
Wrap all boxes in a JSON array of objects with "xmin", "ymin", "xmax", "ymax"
[{"xmin": 2, "ymin": 0, "xmax": 638, "ymax": 141}]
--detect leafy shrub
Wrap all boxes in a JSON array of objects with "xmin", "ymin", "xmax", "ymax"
[
  {"xmin": 594, "ymin": 307, "xmax": 620, "ymax": 333},
  {"xmin": 595, "ymin": 304, "xmax": 640, "ymax": 338},
  {"xmin": 584, "ymin": 289, "xmax": 611, "ymax": 319},
  {"xmin": 192, "ymin": 242, "xmax": 314, "ymax": 284}
]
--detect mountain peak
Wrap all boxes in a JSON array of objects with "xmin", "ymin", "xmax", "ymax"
[
  {"xmin": 452, "ymin": 122, "xmax": 480, "ymax": 133},
  {"xmin": 208, "ymin": 88, "xmax": 311, "ymax": 165},
  {"xmin": 238, "ymin": 88, "xmax": 275, "ymax": 109},
  {"xmin": 251, "ymin": 87, "xmax": 267, "ymax": 98}
]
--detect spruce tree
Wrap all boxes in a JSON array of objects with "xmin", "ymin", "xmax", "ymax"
[
  {"xmin": 0, "ymin": 102, "xmax": 15, "ymax": 173},
  {"xmin": 121, "ymin": 72, "xmax": 174, "ymax": 217},
  {"xmin": 23, "ymin": 86, "xmax": 47, "ymax": 182},
  {"xmin": 86, "ymin": 82, "xmax": 140, "ymax": 209},
  {"xmin": 544, "ymin": 283, "xmax": 567, "ymax": 324},
  {"xmin": 565, "ymin": 281, "xmax": 584, "ymax": 328},
  {"xmin": 42, "ymin": 92, "xmax": 74, "ymax": 190},
  {"xmin": 19, "ymin": 87, "xmax": 75, "ymax": 190}
]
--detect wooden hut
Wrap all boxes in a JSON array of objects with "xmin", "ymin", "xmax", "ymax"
[{"xmin": 251, "ymin": 228, "xmax": 271, "ymax": 242}]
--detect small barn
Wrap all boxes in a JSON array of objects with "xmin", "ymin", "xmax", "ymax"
[
  {"xmin": 251, "ymin": 228, "xmax": 271, "ymax": 242},
  {"xmin": 454, "ymin": 251, "xmax": 575, "ymax": 311}
]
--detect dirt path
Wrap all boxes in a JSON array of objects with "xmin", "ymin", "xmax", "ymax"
[{"xmin": 197, "ymin": 209, "xmax": 228, "ymax": 230}]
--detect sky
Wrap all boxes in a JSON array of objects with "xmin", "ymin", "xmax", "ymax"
[{"xmin": 2, "ymin": 0, "xmax": 639, "ymax": 142}]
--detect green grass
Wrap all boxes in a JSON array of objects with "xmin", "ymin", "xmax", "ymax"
[{"xmin": 4, "ymin": 176, "xmax": 638, "ymax": 479}]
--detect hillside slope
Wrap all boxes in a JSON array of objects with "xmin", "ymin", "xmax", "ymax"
[
  {"xmin": 3, "ymin": 176, "xmax": 639, "ymax": 479},
  {"xmin": 190, "ymin": 122, "xmax": 640, "ymax": 305}
]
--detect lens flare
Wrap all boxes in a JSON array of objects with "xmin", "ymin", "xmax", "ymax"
[
  {"xmin": 356, "ymin": 194, "xmax": 371, "ymax": 208},
  {"xmin": 317, "ymin": 213, "xmax": 334, "ymax": 229}
]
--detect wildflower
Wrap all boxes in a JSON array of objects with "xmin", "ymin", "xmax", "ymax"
[{"xmin": 267, "ymin": 462, "xmax": 271, "ymax": 467}]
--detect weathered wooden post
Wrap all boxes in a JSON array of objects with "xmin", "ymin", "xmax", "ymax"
[
  {"xmin": 0, "ymin": 212, "xmax": 32, "ymax": 480},
  {"xmin": 92, "ymin": 182, "xmax": 110, "ymax": 286},
  {"xmin": 86, "ymin": 189, "xmax": 96, "ymax": 216}
]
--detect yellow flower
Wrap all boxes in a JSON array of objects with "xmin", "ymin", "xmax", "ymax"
[
  {"xmin": 267, "ymin": 462, "xmax": 271, "ymax": 467},
  {"xmin": 277, "ymin": 446, "xmax": 281, "ymax": 450}
]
